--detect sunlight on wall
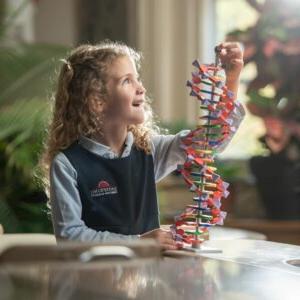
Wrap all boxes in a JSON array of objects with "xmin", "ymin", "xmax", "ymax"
[{"xmin": 216, "ymin": 0, "xmax": 266, "ymax": 159}]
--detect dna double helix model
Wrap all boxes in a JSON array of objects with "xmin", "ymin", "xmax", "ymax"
[{"xmin": 171, "ymin": 48, "xmax": 236, "ymax": 250}]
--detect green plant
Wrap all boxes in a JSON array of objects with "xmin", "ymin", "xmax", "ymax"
[{"xmin": 0, "ymin": 1, "xmax": 69, "ymax": 233}]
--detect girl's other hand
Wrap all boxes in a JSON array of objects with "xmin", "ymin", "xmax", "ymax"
[
  {"xmin": 217, "ymin": 42, "xmax": 244, "ymax": 83},
  {"xmin": 140, "ymin": 228, "xmax": 178, "ymax": 250}
]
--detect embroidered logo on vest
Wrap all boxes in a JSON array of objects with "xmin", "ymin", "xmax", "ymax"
[{"xmin": 91, "ymin": 180, "xmax": 118, "ymax": 197}]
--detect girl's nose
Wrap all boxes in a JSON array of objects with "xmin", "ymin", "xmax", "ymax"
[{"xmin": 137, "ymin": 82, "xmax": 146, "ymax": 95}]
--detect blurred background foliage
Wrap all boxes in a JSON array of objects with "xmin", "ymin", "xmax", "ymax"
[
  {"xmin": 0, "ymin": 0, "xmax": 69, "ymax": 232},
  {"xmin": 227, "ymin": 0, "xmax": 300, "ymax": 122},
  {"xmin": 227, "ymin": 0, "xmax": 300, "ymax": 219}
]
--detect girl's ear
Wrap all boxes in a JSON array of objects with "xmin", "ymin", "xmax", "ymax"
[{"xmin": 90, "ymin": 97, "xmax": 106, "ymax": 113}]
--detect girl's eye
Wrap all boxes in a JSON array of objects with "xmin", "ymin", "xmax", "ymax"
[{"xmin": 123, "ymin": 78, "xmax": 131, "ymax": 85}]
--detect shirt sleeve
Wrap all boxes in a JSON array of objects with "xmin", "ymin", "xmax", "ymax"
[
  {"xmin": 150, "ymin": 101, "xmax": 245, "ymax": 183},
  {"xmin": 50, "ymin": 152, "xmax": 139, "ymax": 242},
  {"xmin": 151, "ymin": 131, "xmax": 189, "ymax": 183},
  {"xmin": 216, "ymin": 100, "xmax": 246, "ymax": 152}
]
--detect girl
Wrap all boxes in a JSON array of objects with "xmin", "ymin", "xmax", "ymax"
[{"xmin": 41, "ymin": 41, "xmax": 244, "ymax": 250}]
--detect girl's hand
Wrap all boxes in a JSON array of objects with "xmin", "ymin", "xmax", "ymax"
[
  {"xmin": 217, "ymin": 42, "xmax": 244, "ymax": 81},
  {"xmin": 140, "ymin": 228, "xmax": 178, "ymax": 250},
  {"xmin": 217, "ymin": 42, "xmax": 244, "ymax": 99}
]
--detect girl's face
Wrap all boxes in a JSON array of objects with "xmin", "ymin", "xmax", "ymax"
[{"xmin": 103, "ymin": 55, "xmax": 146, "ymax": 126}]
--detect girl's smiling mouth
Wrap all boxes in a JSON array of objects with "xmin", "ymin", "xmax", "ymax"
[{"xmin": 132, "ymin": 100, "xmax": 144, "ymax": 107}]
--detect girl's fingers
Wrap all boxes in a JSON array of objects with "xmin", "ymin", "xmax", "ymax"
[
  {"xmin": 159, "ymin": 232, "xmax": 174, "ymax": 243},
  {"xmin": 162, "ymin": 241, "xmax": 178, "ymax": 250},
  {"xmin": 158, "ymin": 231, "xmax": 178, "ymax": 250},
  {"xmin": 220, "ymin": 49, "xmax": 243, "ymax": 63},
  {"xmin": 218, "ymin": 43, "xmax": 243, "ymax": 63},
  {"xmin": 225, "ymin": 58, "xmax": 243, "ymax": 67},
  {"xmin": 219, "ymin": 42, "xmax": 243, "ymax": 51},
  {"xmin": 147, "ymin": 229, "xmax": 179, "ymax": 250},
  {"xmin": 163, "ymin": 244, "xmax": 178, "ymax": 251},
  {"xmin": 159, "ymin": 229, "xmax": 173, "ymax": 239},
  {"xmin": 163, "ymin": 235, "xmax": 176, "ymax": 244},
  {"xmin": 232, "ymin": 58, "xmax": 244, "ymax": 66},
  {"xmin": 221, "ymin": 50, "xmax": 243, "ymax": 61},
  {"xmin": 221, "ymin": 58, "xmax": 244, "ymax": 73}
]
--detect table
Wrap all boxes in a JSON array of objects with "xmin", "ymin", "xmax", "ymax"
[{"xmin": 0, "ymin": 239, "xmax": 299, "ymax": 300}]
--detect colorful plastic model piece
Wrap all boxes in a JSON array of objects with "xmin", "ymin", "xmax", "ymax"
[{"xmin": 171, "ymin": 48, "xmax": 236, "ymax": 250}]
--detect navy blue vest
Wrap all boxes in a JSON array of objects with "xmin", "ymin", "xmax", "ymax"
[{"xmin": 63, "ymin": 142, "xmax": 159, "ymax": 235}]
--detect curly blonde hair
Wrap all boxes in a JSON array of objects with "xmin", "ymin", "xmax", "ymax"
[{"xmin": 40, "ymin": 41, "xmax": 158, "ymax": 190}]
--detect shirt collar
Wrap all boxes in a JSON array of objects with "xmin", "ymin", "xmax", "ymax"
[{"xmin": 79, "ymin": 131, "xmax": 134, "ymax": 159}]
